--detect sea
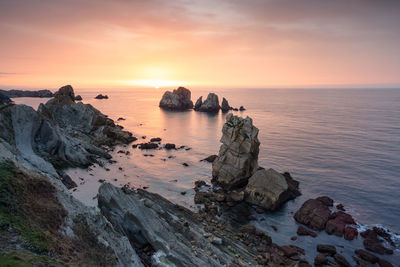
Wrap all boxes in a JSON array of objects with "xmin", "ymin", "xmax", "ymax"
[{"xmin": 12, "ymin": 87, "xmax": 400, "ymax": 265}]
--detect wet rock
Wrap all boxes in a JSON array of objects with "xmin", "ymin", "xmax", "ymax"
[
  {"xmin": 59, "ymin": 171, "xmax": 77, "ymax": 189},
  {"xmin": 325, "ymin": 211, "xmax": 356, "ymax": 237},
  {"xmin": 194, "ymin": 96, "xmax": 202, "ymax": 111},
  {"xmin": 317, "ymin": 244, "xmax": 336, "ymax": 255},
  {"xmin": 297, "ymin": 226, "xmax": 317, "ymax": 238},
  {"xmin": 314, "ymin": 253, "xmax": 328, "ymax": 266},
  {"xmin": 212, "ymin": 237, "xmax": 223, "ymax": 245},
  {"xmin": 379, "ymin": 259, "xmax": 394, "ymax": 267},
  {"xmin": 228, "ymin": 190, "xmax": 244, "ymax": 202},
  {"xmin": 333, "ymin": 253, "xmax": 350, "ymax": 267},
  {"xmin": 355, "ymin": 249, "xmax": 379, "ymax": 264},
  {"xmin": 138, "ymin": 143, "xmax": 159, "ymax": 149},
  {"xmin": 197, "ymin": 93, "xmax": 220, "ymax": 112},
  {"xmin": 74, "ymin": 95, "xmax": 83, "ymax": 101},
  {"xmin": 159, "ymin": 87, "xmax": 193, "ymax": 110},
  {"xmin": 221, "ymin": 97, "xmax": 232, "ymax": 112},
  {"xmin": 244, "ymin": 168, "xmax": 300, "ymax": 211},
  {"xmin": 336, "ymin": 203, "xmax": 345, "ymax": 211},
  {"xmin": 344, "ymin": 226, "xmax": 358, "ymax": 240},
  {"xmin": 294, "ymin": 198, "xmax": 332, "ymax": 230},
  {"xmin": 194, "ymin": 180, "xmax": 207, "ymax": 188},
  {"xmin": 316, "ymin": 196, "xmax": 334, "ymax": 206},
  {"xmin": 361, "ymin": 229, "xmax": 393, "ymax": 255},
  {"xmin": 299, "ymin": 259, "xmax": 312, "ymax": 267},
  {"xmin": 95, "ymin": 94, "xmax": 109, "ymax": 99},
  {"xmin": 150, "ymin": 137, "xmax": 161, "ymax": 142},
  {"xmin": 212, "ymin": 114, "xmax": 260, "ymax": 190},
  {"xmin": 201, "ymin": 155, "xmax": 218, "ymax": 163},
  {"xmin": 165, "ymin": 143, "xmax": 176, "ymax": 149}
]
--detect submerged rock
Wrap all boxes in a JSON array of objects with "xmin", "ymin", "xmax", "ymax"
[
  {"xmin": 221, "ymin": 97, "xmax": 232, "ymax": 112},
  {"xmin": 198, "ymin": 93, "xmax": 220, "ymax": 112},
  {"xmin": 244, "ymin": 168, "xmax": 300, "ymax": 211},
  {"xmin": 212, "ymin": 114, "xmax": 260, "ymax": 189},
  {"xmin": 159, "ymin": 87, "xmax": 193, "ymax": 110}
]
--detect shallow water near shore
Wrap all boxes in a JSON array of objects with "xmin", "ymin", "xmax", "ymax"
[{"xmin": 14, "ymin": 88, "xmax": 400, "ymax": 264}]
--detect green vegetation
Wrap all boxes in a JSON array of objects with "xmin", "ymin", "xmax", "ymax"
[
  {"xmin": 0, "ymin": 251, "xmax": 60, "ymax": 267},
  {"xmin": 0, "ymin": 162, "xmax": 62, "ymax": 252}
]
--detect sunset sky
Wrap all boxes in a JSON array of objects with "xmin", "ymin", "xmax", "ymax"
[{"xmin": 0, "ymin": 0, "xmax": 399, "ymax": 89}]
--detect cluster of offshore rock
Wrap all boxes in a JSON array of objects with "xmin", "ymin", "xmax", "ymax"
[
  {"xmin": 195, "ymin": 114, "xmax": 300, "ymax": 212},
  {"xmin": 159, "ymin": 87, "xmax": 244, "ymax": 112}
]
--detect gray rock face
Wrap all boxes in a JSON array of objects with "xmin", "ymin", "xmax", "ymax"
[
  {"xmin": 159, "ymin": 87, "xmax": 193, "ymax": 110},
  {"xmin": 39, "ymin": 85, "xmax": 135, "ymax": 146},
  {"xmin": 194, "ymin": 96, "xmax": 202, "ymax": 111},
  {"xmin": 244, "ymin": 168, "xmax": 300, "ymax": 211},
  {"xmin": 98, "ymin": 183, "xmax": 258, "ymax": 266},
  {"xmin": 0, "ymin": 89, "xmax": 53, "ymax": 98},
  {"xmin": 198, "ymin": 93, "xmax": 220, "ymax": 112},
  {"xmin": 212, "ymin": 114, "xmax": 260, "ymax": 189},
  {"xmin": 221, "ymin": 97, "xmax": 231, "ymax": 112}
]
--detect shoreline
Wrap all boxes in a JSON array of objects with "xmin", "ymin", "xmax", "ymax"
[{"xmin": 0, "ymin": 85, "xmax": 398, "ymax": 266}]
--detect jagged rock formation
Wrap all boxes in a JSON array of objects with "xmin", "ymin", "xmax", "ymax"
[
  {"xmin": 221, "ymin": 97, "xmax": 232, "ymax": 112},
  {"xmin": 194, "ymin": 96, "xmax": 202, "ymax": 111},
  {"xmin": 159, "ymin": 87, "xmax": 193, "ymax": 110},
  {"xmin": 244, "ymin": 169, "xmax": 300, "ymax": 211},
  {"xmin": 197, "ymin": 93, "xmax": 220, "ymax": 112},
  {"xmin": 0, "ymin": 89, "xmax": 53, "ymax": 98},
  {"xmin": 212, "ymin": 114, "xmax": 260, "ymax": 189},
  {"xmin": 0, "ymin": 92, "xmax": 12, "ymax": 105},
  {"xmin": 38, "ymin": 85, "xmax": 135, "ymax": 147}
]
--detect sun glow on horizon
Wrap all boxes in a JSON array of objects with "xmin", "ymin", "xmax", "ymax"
[{"xmin": 124, "ymin": 79, "xmax": 189, "ymax": 89}]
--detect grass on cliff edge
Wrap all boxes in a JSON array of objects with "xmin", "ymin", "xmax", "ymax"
[{"xmin": 0, "ymin": 162, "xmax": 117, "ymax": 266}]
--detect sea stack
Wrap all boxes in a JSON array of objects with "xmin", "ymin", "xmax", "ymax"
[
  {"xmin": 159, "ymin": 87, "xmax": 193, "ymax": 110},
  {"xmin": 197, "ymin": 93, "xmax": 220, "ymax": 112}
]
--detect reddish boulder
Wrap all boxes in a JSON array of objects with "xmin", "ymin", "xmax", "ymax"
[
  {"xmin": 344, "ymin": 226, "xmax": 358, "ymax": 240},
  {"xmin": 316, "ymin": 196, "xmax": 334, "ymax": 206},
  {"xmin": 294, "ymin": 198, "xmax": 332, "ymax": 230},
  {"xmin": 355, "ymin": 249, "xmax": 379, "ymax": 264},
  {"xmin": 325, "ymin": 211, "xmax": 355, "ymax": 236},
  {"xmin": 297, "ymin": 226, "xmax": 317, "ymax": 238},
  {"xmin": 361, "ymin": 229, "xmax": 393, "ymax": 255}
]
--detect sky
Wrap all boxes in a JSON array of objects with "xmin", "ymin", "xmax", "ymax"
[{"xmin": 0, "ymin": 0, "xmax": 399, "ymax": 89}]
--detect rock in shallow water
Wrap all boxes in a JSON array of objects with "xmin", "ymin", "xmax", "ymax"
[
  {"xmin": 212, "ymin": 114, "xmax": 260, "ymax": 189},
  {"xmin": 294, "ymin": 198, "xmax": 332, "ymax": 230},
  {"xmin": 198, "ymin": 93, "xmax": 220, "ymax": 112},
  {"xmin": 159, "ymin": 87, "xmax": 193, "ymax": 110}
]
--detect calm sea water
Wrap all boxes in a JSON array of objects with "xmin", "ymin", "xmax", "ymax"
[{"xmin": 13, "ymin": 88, "xmax": 400, "ymax": 264}]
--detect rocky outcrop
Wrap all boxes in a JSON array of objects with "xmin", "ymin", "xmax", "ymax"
[
  {"xmin": 38, "ymin": 85, "xmax": 135, "ymax": 147},
  {"xmin": 212, "ymin": 114, "xmax": 260, "ymax": 189},
  {"xmin": 221, "ymin": 97, "xmax": 232, "ymax": 112},
  {"xmin": 194, "ymin": 96, "xmax": 202, "ymax": 111},
  {"xmin": 198, "ymin": 93, "xmax": 220, "ymax": 112},
  {"xmin": 98, "ymin": 183, "xmax": 260, "ymax": 266},
  {"xmin": 95, "ymin": 94, "xmax": 108, "ymax": 99},
  {"xmin": 0, "ymin": 89, "xmax": 53, "ymax": 98},
  {"xmin": 244, "ymin": 168, "xmax": 300, "ymax": 211},
  {"xmin": 74, "ymin": 95, "xmax": 83, "ymax": 101},
  {"xmin": 159, "ymin": 87, "xmax": 193, "ymax": 110},
  {"xmin": 0, "ymin": 92, "xmax": 12, "ymax": 105}
]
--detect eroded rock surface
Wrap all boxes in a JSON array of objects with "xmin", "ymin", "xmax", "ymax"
[
  {"xmin": 159, "ymin": 87, "xmax": 193, "ymax": 110},
  {"xmin": 244, "ymin": 168, "xmax": 300, "ymax": 211},
  {"xmin": 212, "ymin": 114, "xmax": 260, "ymax": 189},
  {"xmin": 198, "ymin": 93, "xmax": 220, "ymax": 112}
]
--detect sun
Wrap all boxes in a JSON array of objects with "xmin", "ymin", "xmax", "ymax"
[{"xmin": 125, "ymin": 79, "xmax": 186, "ymax": 89}]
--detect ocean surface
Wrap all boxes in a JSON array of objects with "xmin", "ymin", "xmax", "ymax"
[{"xmin": 13, "ymin": 88, "xmax": 400, "ymax": 264}]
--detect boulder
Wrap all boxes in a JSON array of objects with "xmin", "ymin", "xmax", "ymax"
[
  {"xmin": 194, "ymin": 96, "xmax": 202, "ymax": 111},
  {"xmin": 159, "ymin": 87, "xmax": 193, "ymax": 110},
  {"xmin": 212, "ymin": 114, "xmax": 260, "ymax": 189},
  {"xmin": 297, "ymin": 226, "xmax": 317, "ymax": 237},
  {"xmin": 355, "ymin": 249, "xmax": 379, "ymax": 264},
  {"xmin": 74, "ymin": 95, "xmax": 83, "ymax": 101},
  {"xmin": 221, "ymin": 97, "xmax": 231, "ymax": 112},
  {"xmin": 239, "ymin": 106, "xmax": 246, "ymax": 111},
  {"xmin": 361, "ymin": 229, "xmax": 393, "ymax": 255},
  {"xmin": 325, "ymin": 211, "xmax": 355, "ymax": 237},
  {"xmin": 244, "ymin": 168, "xmax": 300, "ymax": 211},
  {"xmin": 198, "ymin": 93, "xmax": 220, "ymax": 112},
  {"xmin": 294, "ymin": 198, "xmax": 332, "ymax": 230},
  {"xmin": 344, "ymin": 226, "xmax": 358, "ymax": 240},
  {"xmin": 316, "ymin": 244, "xmax": 336, "ymax": 255},
  {"xmin": 95, "ymin": 94, "xmax": 108, "ymax": 99}
]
